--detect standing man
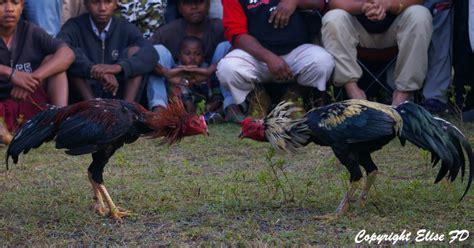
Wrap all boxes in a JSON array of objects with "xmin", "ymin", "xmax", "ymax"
[
  {"xmin": 421, "ymin": 0, "xmax": 453, "ymax": 114},
  {"xmin": 23, "ymin": 0, "xmax": 62, "ymax": 36}
]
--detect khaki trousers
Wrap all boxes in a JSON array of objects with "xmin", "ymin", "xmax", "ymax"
[
  {"xmin": 322, "ymin": 5, "xmax": 433, "ymax": 92},
  {"xmin": 216, "ymin": 44, "xmax": 335, "ymax": 105}
]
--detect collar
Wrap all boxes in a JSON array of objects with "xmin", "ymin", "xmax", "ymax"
[{"xmin": 89, "ymin": 15, "xmax": 112, "ymax": 41}]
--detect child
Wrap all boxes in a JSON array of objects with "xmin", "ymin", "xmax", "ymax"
[
  {"xmin": 0, "ymin": 0, "xmax": 74, "ymax": 137},
  {"xmin": 173, "ymin": 36, "xmax": 223, "ymax": 116}
]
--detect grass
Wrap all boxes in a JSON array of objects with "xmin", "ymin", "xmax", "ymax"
[{"xmin": 0, "ymin": 122, "xmax": 473, "ymax": 246}]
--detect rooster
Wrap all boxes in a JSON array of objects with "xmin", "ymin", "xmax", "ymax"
[
  {"xmin": 6, "ymin": 99, "xmax": 208, "ymax": 220},
  {"xmin": 240, "ymin": 99, "xmax": 473, "ymax": 220}
]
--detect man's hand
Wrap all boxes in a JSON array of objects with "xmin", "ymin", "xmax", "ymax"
[
  {"xmin": 91, "ymin": 64, "xmax": 122, "ymax": 80},
  {"xmin": 268, "ymin": 0, "xmax": 298, "ymax": 28},
  {"xmin": 10, "ymin": 86, "xmax": 31, "ymax": 101},
  {"xmin": 10, "ymin": 70, "xmax": 41, "ymax": 93},
  {"xmin": 265, "ymin": 54, "xmax": 293, "ymax": 81},
  {"xmin": 99, "ymin": 73, "xmax": 119, "ymax": 96},
  {"xmin": 362, "ymin": 0, "xmax": 390, "ymax": 21}
]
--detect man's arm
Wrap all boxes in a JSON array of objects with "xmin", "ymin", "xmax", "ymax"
[
  {"xmin": 34, "ymin": 45, "xmax": 75, "ymax": 82},
  {"xmin": 235, "ymin": 34, "xmax": 293, "ymax": 81},
  {"xmin": 56, "ymin": 22, "xmax": 95, "ymax": 78},
  {"xmin": 269, "ymin": 0, "xmax": 325, "ymax": 28},
  {"xmin": 223, "ymin": 0, "xmax": 293, "ymax": 80}
]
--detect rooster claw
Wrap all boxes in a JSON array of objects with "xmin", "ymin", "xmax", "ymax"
[
  {"xmin": 358, "ymin": 192, "xmax": 368, "ymax": 208},
  {"xmin": 313, "ymin": 213, "xmax": 341, "ymax": 223},
  {"xmin": 94, "ymin": 204, "xmax": 109, "ymax": 217},
  {"xmin": 110, "ymin": 207, "xmax": 130, "ymax": 221}
]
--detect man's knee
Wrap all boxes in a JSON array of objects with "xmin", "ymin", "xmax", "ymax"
[
  {"xmin": 322, "ymin": 9, "xmax": 353, "ymax": 30},
  {"xmin": 153, "ymin": 44, "xmax": 174, "ymax": 67},
  {"xmin": 127, "ymin": 46, "xmax": 140, "ymax": 57},
  {"xmin": 302, "ymin": 47, "xmax": 335, "ymax": 77},
  {"xmin": 402, "ymin": 5, "xmax": 433, "ymax": 30},
  {"xmin": 216, "ymin": 58, "xmax": 243, "ymax": 87}
]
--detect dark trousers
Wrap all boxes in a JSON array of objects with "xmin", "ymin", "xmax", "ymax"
[{"xmin": 453, "ymin": 0, "xmax": 474, "ymax": 110}]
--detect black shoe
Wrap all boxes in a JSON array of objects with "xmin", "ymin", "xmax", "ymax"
[
  {"xmin": 462, "ymin": 109, "xmax": 474, "ymax": 122},
  {"xmin": 421, "ymin": 99, "xmax": 449, "ymax": 114}
]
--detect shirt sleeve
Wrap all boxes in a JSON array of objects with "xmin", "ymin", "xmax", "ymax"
[
  {"xmin": 31, "ymin": 25, "xmax": 64, "ymax": 55},
  {"xmin": 222, "ymin": 0, "xmax": 248, "ymax": 44},
  {"xmin": 56, "ymin": 20, "xmax": 95, "ymax": 78}
]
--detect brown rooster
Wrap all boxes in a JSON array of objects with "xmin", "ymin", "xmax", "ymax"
[
  {"xmin": 6, "ymin": 99, "xmax": 208, "ymax": 220},
  {"xmin": 240, "ymin": 100, "xmax": 473, "ymax": 220}
]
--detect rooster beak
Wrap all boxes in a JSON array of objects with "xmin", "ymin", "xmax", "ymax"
[{"xmin": 238, "ymin": 131, "xmax": 244, "ymax": 140}]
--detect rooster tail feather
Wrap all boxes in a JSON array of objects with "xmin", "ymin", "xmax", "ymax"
[
  {"xmin": 396, "ymin": 102, "xmax": 473, "ymax": 200},
  {"xmin": 264, "ymin": 101, "xmax": 312, "ymax": 152},
  {"xmin": 6, "ymin": 106, "xmax": 60, "ymax": 168}
]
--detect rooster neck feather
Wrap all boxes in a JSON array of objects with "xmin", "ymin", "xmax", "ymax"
[
  {"xmin": 264, "ymin": 101, "xmax": 312, "ymax": 152},
  {"xmin": 144, "ymin": 101, "xmax": 191, "ymax": 145}
]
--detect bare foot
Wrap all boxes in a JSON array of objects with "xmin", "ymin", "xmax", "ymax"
[
  {"xmin": 392, "ymin": 90, "xmax": 412, "ymax": 106},
  {"xmin": 344, "ymin": 81, "xmax": 367, "ymax": 100}
]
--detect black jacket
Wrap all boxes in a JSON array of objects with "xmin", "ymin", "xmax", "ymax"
[{"xmin": 57, "ymin": 13, "xmax": 158, "ymax": 79}]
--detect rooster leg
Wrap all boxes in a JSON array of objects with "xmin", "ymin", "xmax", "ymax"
[
  {"xmin": 314, "ymin": 180, "xmax": 361, "ymax": 222},
  {"xmin": 335, "ymin": 180, "xmax": 360, "ymax": 214},
  {"xmin": 359, "ymin": 153, "xmax": 379, "ymax": 207},
  {"xmin": 87, "ymin": 172, "xmax": 108, "ymax": 216},
  {"xmin": 97, "ymin": 184, "xmax": 129, "ymax": 221},
  {"xmin": 359, "ymin": 170, "xmax": 378, "ymax": 207},
  {"xmin": 315, "ymin": 155, "xmax": 362, "ymax": 222}
]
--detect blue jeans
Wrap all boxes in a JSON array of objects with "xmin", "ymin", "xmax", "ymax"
[
  {"xmin": 147, "ymin": 41, "xmax": 233, "ymax": 110},
  {"xmin": 422, "ymin": 0, "xmax": 453, "ymax": 103},
  {"xmin": 24, "ymin": 0, "xmax": 62, "ymax": 36}
]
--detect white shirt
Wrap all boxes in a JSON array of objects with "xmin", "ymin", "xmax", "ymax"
[{"xmin": 89, "ymin": 16, "xmax": 112, "ymax": 42}]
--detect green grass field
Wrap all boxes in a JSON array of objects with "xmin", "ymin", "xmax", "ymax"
[{"xmin": 0, "ymin": 122, "xmax": 473, "ymax": 246}]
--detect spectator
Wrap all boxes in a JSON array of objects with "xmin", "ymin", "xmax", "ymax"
[
  {"xmin": 116, "ymin": 0, "xmax": 166, "ymax": 39},
  {"xmin": 172, "ymin": 36, "xmax": 223, "ymax": 114},
  {"xmin": 322, "ymin": 0, "xmax": 432, "ymax": 106},
  {"xmin": 0, "ymin": 0, "xmax": 74, "ymax": 132},
  {"xmin": 147, "ymin": 0, "xmax": 234, "ymax": 120},
  {"xmin": 453, "ymin": 0, "xmax": 474, "ymax": 121},
  {"xmin": 421, "ymin": 0, "xmax": 452, "ymax": 114},
  {"xmin": 165, "ymin": 0, "xmax": 222, "ymax": 23},
  {"xmin": 23, "ymin": 0, "xmax": 62, "ymax": 36},
  {"xmin": 57, "ymin": 0, "xmax": 158, "ymax": 103},
  {"xmin": 61, "ymin": 0, "xmax": 87, "ymax": 25},
  {"xmin": 216, "ymin": 0, "xmax": 334, "ymax": 115}
]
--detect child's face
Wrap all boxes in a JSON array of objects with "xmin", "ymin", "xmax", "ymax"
[
  {"xmin": 0, "ymin": 0, "xmax": 23, "ymax": 30},
  {"xmin": 179, "ymin": 42, "xmax": 204, "ymax": 66}
]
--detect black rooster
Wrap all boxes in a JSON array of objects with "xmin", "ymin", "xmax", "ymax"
[
  {"xmin": 6, "ymin": 99, "xmax": 208, "ymax": 220},
  {"xmin": 240, "ymin": 100, "xmax": 473, "ymax": 219}
]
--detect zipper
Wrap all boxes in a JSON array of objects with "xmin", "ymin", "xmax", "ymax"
[{"xmin": 101, "ymin": 39, "xmax": 105, "ymax": 64}]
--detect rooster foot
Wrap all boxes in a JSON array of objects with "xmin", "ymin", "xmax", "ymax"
[
  {"xmin": 109, "ymin": 207, "xmax": 129, "ymax": 221},
  {"xmin": 94, "ymin": 204, "xmax": 109, "ymax": 217},
  {"xmin": 358, "ymin": 192, "xmax": 368, "ymax": 208},
  {"xmin": 313, "ymin": 213, "xmax": 342, "ymax": 223}
]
